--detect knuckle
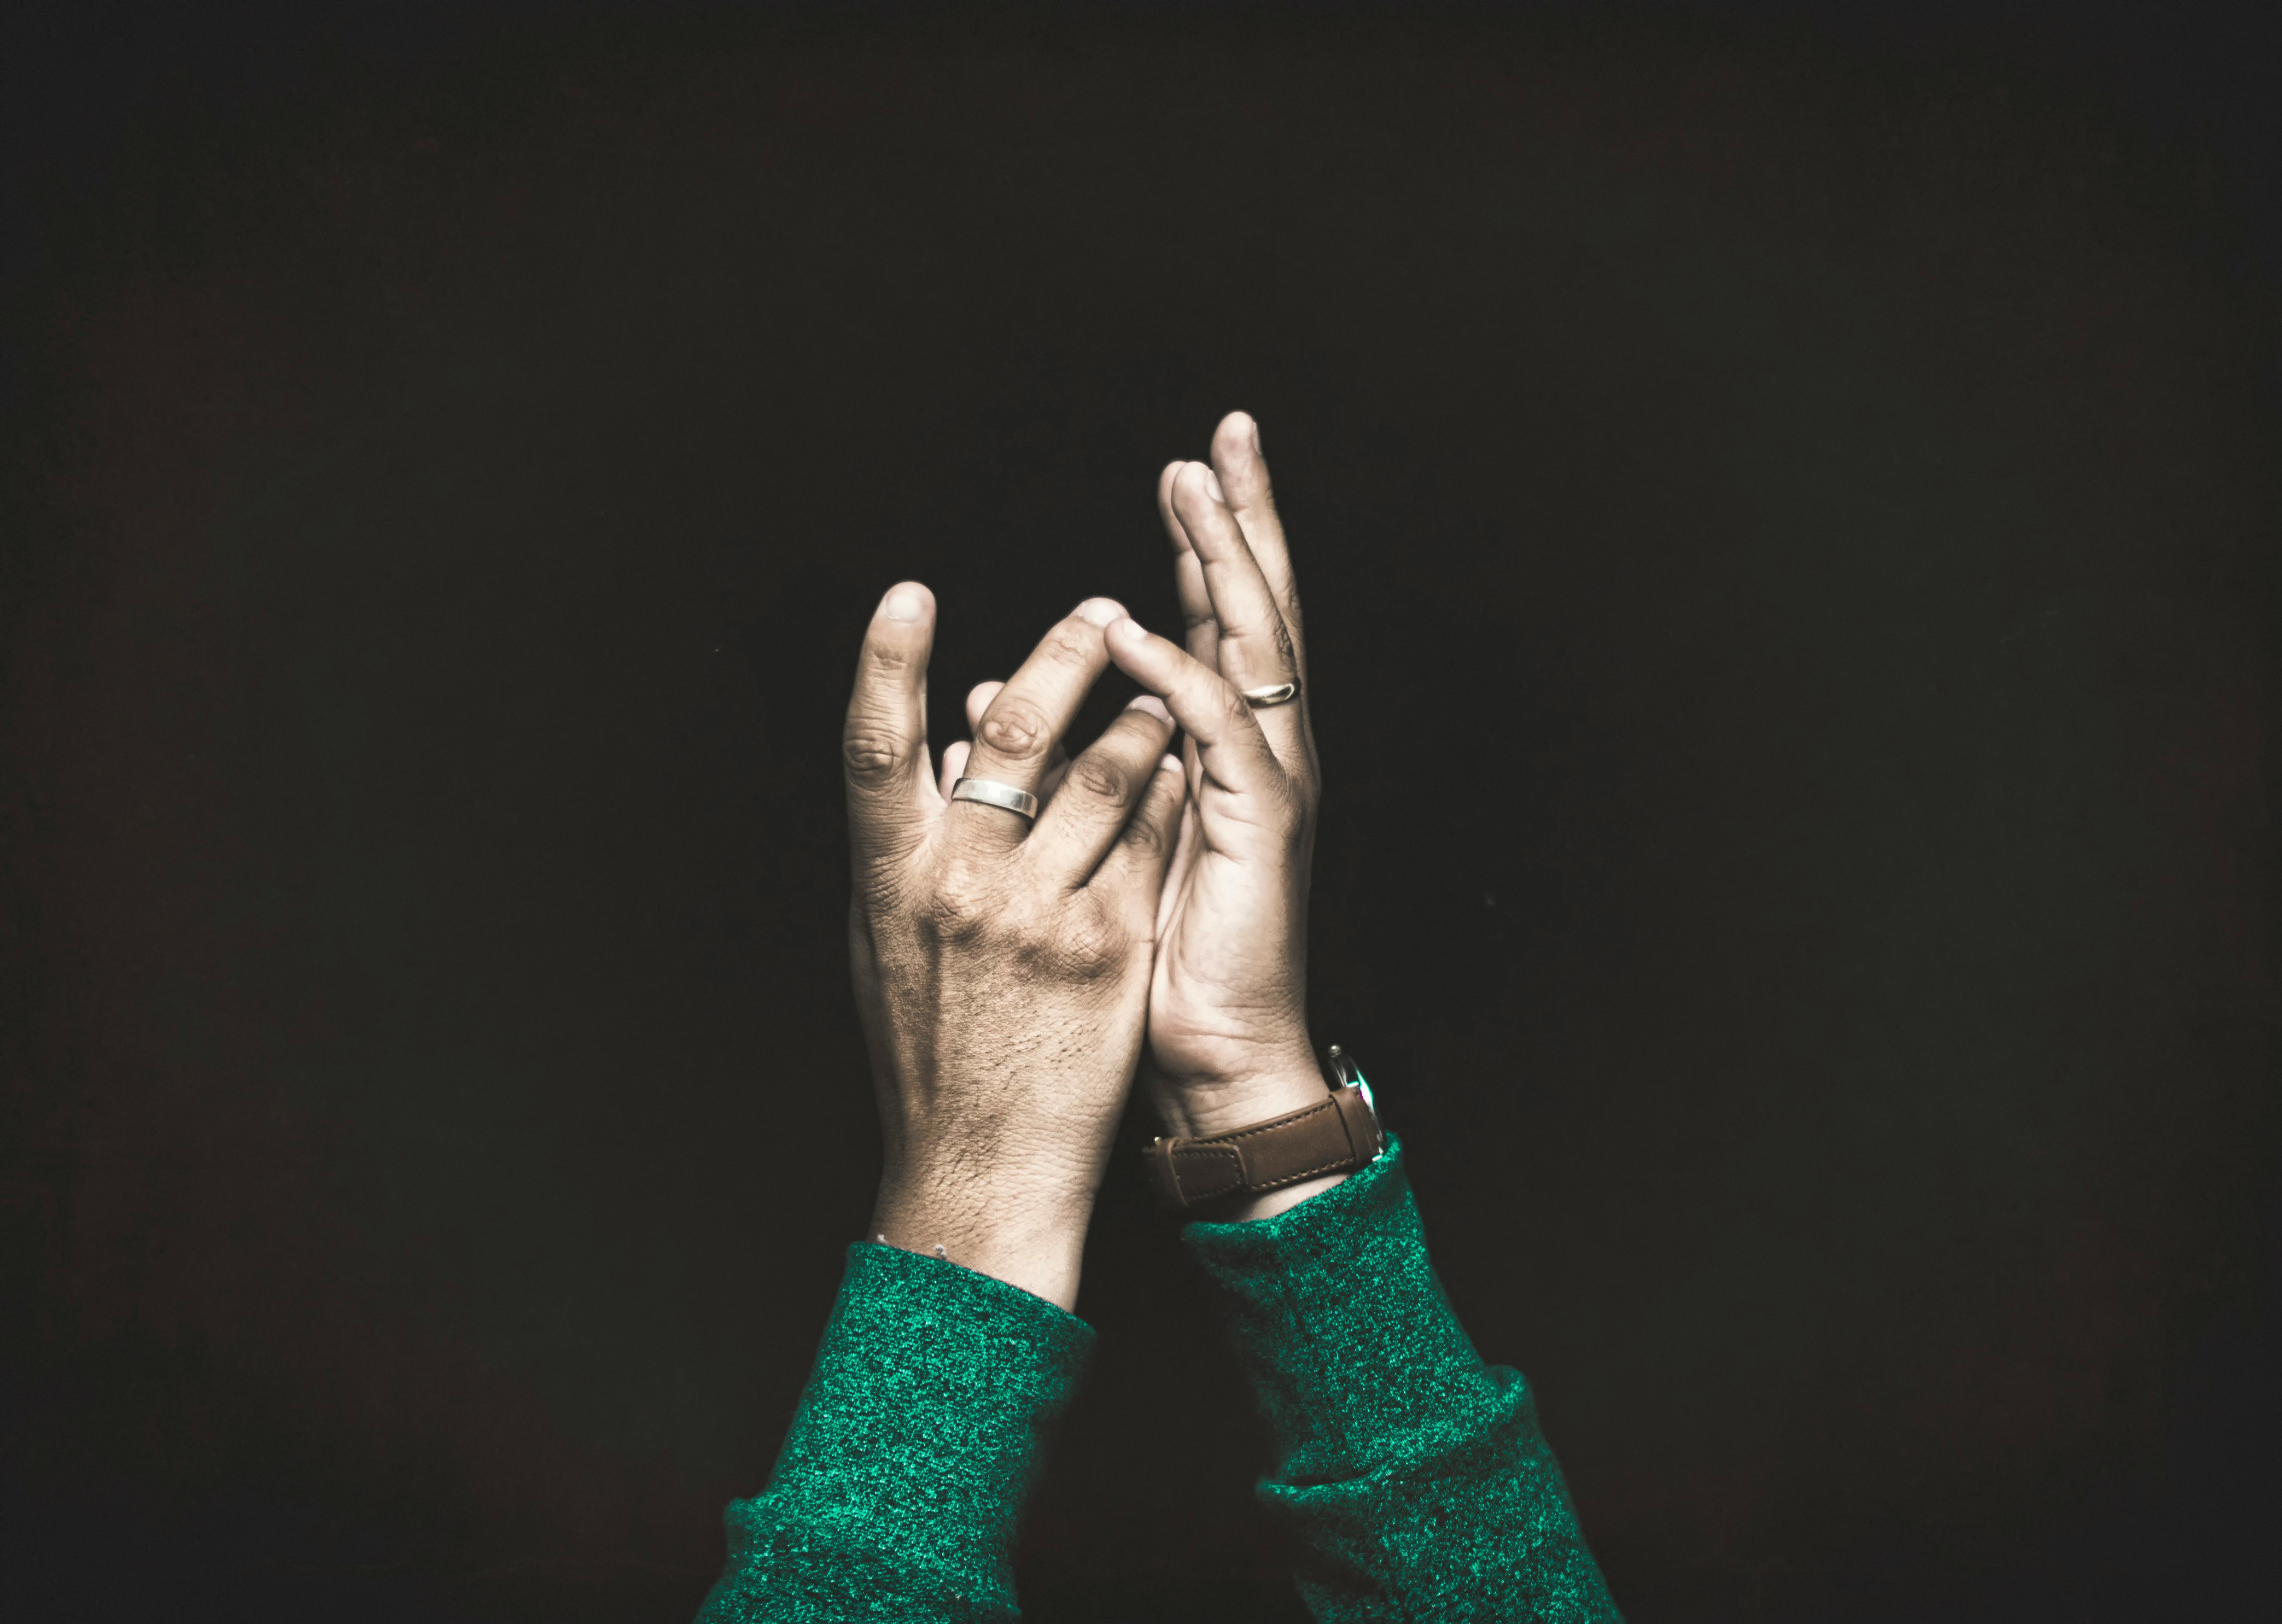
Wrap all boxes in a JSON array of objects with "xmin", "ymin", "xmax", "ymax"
[
  {"xmin": 919, "ymin": 874, "xmax": 993, "ymax": 944},
  {"xmin": 1063, "ymin": 753, "xmax": 1130, "ymax": 806},
  {"xmin": 1118, "ymin": 808, "xmax": 1167, "ymax": 859},
  {"xmin": 1042, "ymin": 621, "xmax": 1097, "ymax": 666},
  {"xmin": 863, "ymin": 637, "xmax": 917, "ymax": 675},
  {"xmin": 1055, "ymin": 904, "xmax": 1128, "ymax": 978},
  {"xmin": 1225, "ymin": 615, "xmax": 1295, "ymax": 669},
  {"xmin": 841, "ymin": 725, "xmax": 908, "ymax": 782},
  {"xmin": 979, "ymin": 697, "xmax": 1052, "ymax": 760}
]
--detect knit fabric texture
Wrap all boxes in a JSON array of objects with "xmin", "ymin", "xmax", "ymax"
[
  {"xmin": 694, "ymin": 1241, "xmax": 1093, "ymax": 1623},
  {"xmin": 1186, "ymin": 1136, "xmax": 1624, "ymax": 1622},
  {"xmin": 694, "ymin": 1140, "xmax": 1619, "ymax": 1621}
]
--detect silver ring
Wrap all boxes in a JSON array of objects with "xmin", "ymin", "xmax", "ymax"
[
  {"xmin": 1240, "ymin": 681, "xmax": 1300, "ymax": 708},
  {"xmin": 950, "ymin": 776, "xmax": 1039, "ymax": 821}
]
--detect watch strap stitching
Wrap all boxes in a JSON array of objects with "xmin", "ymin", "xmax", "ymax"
[
  {"xmin": 1152, "ymin": 1084, "xmax": 1379, "ymax": 1210},
  {"xmin": 1164, "ymin": 1142, "xmax": 1245, "ymax": 1201}
]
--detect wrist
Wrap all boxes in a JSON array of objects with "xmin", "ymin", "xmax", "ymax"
[
  {"xmin": 1147, "ymin": 1062, "xmax": 1330, "ymax": 1140},
  {"xmin": 871, "ymin": 1162, "xmax": 1094, "ymax": 1310},
  {"xmin": 1149, "ymin": 1053, "xmax": 1375, "ymax": 1222}
]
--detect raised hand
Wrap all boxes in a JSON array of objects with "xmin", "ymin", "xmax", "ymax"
[
  {"xmin": 843, "ymin": 587, "xmax": 1186, "ymax": 1307},
  {"xmin": 1103, "ymin": 413, "xmax": 1338, "ymax": 1219}
]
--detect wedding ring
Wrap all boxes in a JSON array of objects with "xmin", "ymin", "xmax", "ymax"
[
  {"xmin": 951, "ymin": 777, "xmax": 1040, "ymax": 820},
  {"xmin": 1240, "ymin": 681, "xmax": 1300, "ymax": 708}
]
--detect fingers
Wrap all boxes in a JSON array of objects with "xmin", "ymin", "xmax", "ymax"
[
  {"xmin": 949, "ymin": 598, "xmax": 1124, "ymax": 849},
  {"xmin": 1166, "ymin": 462, "xmax": 1294, "ymax": 690},
  {"xmin": 937, "ymin": 738, "xmax": 971, "ymax": 804},
  {"xmin": 1104, "ymin": 615, "xmax": 1292, "ymax": 823},
  {"xmin": 1090, "ymin": 751, "xmax": 1189, "ymax": 921},
  {"xmin": 844, "ymin": 581, "xmax": 939, "ymax": 871},
  {"xmin": 1157, "ymin": 462, "xmax": 1222, "ymax": 670},
  {"xmin": 967, "ymin": 679, "xmax": 1070, "ymax": 802},
  {"xmin": 1164, "ymin": 462, "xmax": 1314, "ymax": 770},
  {"xmin": 1207, "ymin": 412, "xmax": 1304, "ymax": 655},
  {"xmin": 1025, "ymin": 696, "xmax": 1178, "ymax": 884},
  {"xmin": 964, "ymin": 680, "xmax": 1004, "ymax": 733}
]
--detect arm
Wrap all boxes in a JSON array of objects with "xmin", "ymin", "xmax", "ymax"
[
  {"xmin": 698, "ymin": 585, "xmax": 1187, "ymax": 1621},
  {"xmin": 1110, "ymin": 414, "xmax": 1623, "ymax": 1620},
  {"xmin": 697, "ymin": 1245, "xmax": 1089, "ymax": 1623},
  {"xmin": 1187, "ymin": 1139, "xmax": 1619, "ymax": 1622}
]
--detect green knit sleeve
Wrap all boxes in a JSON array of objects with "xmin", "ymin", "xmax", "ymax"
[
  {"xmin": 1184, "ymin": 1137, "xmax": 1623, "ymax": 1623},
  {"xmin": 695, "ymin": 1242, "xmax": 1094, "ymax": 1623}
]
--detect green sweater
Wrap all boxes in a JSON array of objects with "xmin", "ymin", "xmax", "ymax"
[{"xmin": 696, "ymin": 1139, "xmax": 1621, "ymax": 1621}]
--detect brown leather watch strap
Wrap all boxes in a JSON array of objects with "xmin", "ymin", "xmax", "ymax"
[{"xmin": 1145, "ymin": 1083, "xmax": 1384, "ymax": 1212}]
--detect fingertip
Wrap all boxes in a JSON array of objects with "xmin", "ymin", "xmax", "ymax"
[
  {"xmin": 878, "ymin": 581, "xmax": 932, "ymax": 623},
  {"xmin": 1217, "ymin": 411, "xmax": 1260, "ymax": 457},
  {"xmin": 1157, "ymin": 462, "xmax": 1193, "ymax": 530},
  {"xmin": 1212, "ymin": 414, "xmax": 1274, "ymax": 511},
  {"xmin": 1106, "ymin": 614, "xmax": 1149, "ymax": 646},
  {"xmin": 1159, "ymin": 752, "xmax": 1184, "ymax": 779},
  {"xmin": 1073, "ymin": 597, "xmax": 1127, "ymax": 629},
  {"xmin": 964, "ymin": 681, "xmax": 1004, "ymax": 729},
  {"xmin": 1125, "ymin": 694, "xmax": 1172, "ymax": 723},
  {"xmin": 1174, "ymin": 457, "xmax": 1235, "ymax": 514}
]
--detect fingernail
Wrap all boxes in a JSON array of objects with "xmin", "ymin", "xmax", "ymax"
[
  {"xmin": 1126, "ymin": 694, "xmax": 1172, "ymax": 722},
  {"xmin": 880, "ymin": 584, "xmax": 925, "ymax": 622},
  {"xmin": 1160, "ymin": 753, "xmax": 1185, "ymax": 777},
  {"xmin": 1203, "ymin": 469, "xmax": 1228, "ymax": 505},
  {"xmin": 1247, "ymin": 416, "xmax": 1262, "ymax": 453},
  {"xmin": 1074, "ymin": 598, "xmax": 1125, "ymax": 629},
  {"xmin": 1107, "ymin": 615, "xmax": 1145, "ymax": 641}
]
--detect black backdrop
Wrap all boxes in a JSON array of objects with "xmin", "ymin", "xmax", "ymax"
[{"xmin": 3, "ymin": 4, "xmax": 2277, "ymax": 1620}]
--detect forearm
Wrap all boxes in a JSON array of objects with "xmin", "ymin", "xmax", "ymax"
[
  {"xmin": 1186, "ymin": 1139, "xmax": 1622, "ymax": 1623},
  {"xmin": 748, "ymin": 574, "xmax": 1177, "ymax": 1620},
  {"xmin": 697, "ymin": 1243, "xmax": 1092, "ymax": 1624},
  {"xmin": 870, "ymin": 1155, "xmax": 1096, "ymax": 1310}
]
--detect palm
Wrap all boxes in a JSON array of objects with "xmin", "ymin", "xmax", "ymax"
[
  {"xmin": 1145, "ymin": 759, "xmax": 1314, "ymax": 1086},
  {"xmin": 1117, "ymin": 414, "xmax": 1324, "ymax": 1118}
]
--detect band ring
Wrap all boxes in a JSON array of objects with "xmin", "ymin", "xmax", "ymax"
[
  {"xmin": 950, "ymin": 776, "xmax": 1040, "ymax": 821},
  {"xmin": 1240, "ymin": 681, "xmax": 1300, "ymax": 708}
]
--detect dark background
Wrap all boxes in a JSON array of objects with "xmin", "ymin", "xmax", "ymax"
[{"xmin": 3, "ymin": 3, "xmax": 2275, "ymax": 1619}]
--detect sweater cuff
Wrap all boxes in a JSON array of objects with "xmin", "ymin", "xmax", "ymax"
[
  {"xmin": 718, "ymin": 1243, "xmax": 1093, "ymax": 1613},
  {"xmin": 1182, "ymin": 1136, "xmax": 1487, "ymax": 1477}
]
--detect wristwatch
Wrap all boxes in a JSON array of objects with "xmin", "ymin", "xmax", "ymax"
[{"xmin": 1145, "ymin": 1045, "xmax": 1385, "ymax": 1213}]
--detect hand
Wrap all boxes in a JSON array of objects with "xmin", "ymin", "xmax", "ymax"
[
  {"xmin": 1105, "ymin": 413, "xmax": 1338, "ymax": 1219},
  {"xmin": 843, "ymin": 587, "xmax": 1186, "ymax": 1307}
]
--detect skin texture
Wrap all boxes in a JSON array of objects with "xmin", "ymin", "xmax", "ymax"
[
  {"xmin": 844, "ymin": 589, "xmax": 1185, "ymax": 1308},
  {"xmin": 1119, "ymin": 415, "xmax": 1339, "ymax": 1218},
  {"xmin": 844, "ymin": 411, "xmax": 1336, "ymax": 1305},
  {"xmin": 962, "ymin": 413, "xmax": 1343, "ymax": 1223}
]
